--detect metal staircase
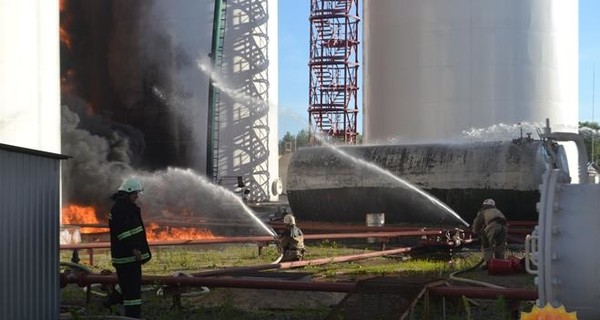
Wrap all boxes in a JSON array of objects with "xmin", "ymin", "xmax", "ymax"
[{"xmin": 309, "ymin": 0, "xmax": 360, "ymax": 144}]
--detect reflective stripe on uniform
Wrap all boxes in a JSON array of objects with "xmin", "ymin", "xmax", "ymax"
[
  {"xmin": 112, "ymin": 256, "xmax": 136, "ymax": 264},
  {"xmin": 108, "ymin": 212, "xmax": 112, "ymax": 220},
  {"xmin": 111, "ymin": 252, "xmax": 150, "ymax": 264},
  {"xmin": 117, "ymin": 226, "xmax": 144, "ymax": 240},
  {"xmin": 123, "ymin": 299, "xmax": 142, "ymax": 306}
]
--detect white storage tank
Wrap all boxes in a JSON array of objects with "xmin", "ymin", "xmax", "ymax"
[
  {"xmin": 363, "ymin": 0, "xmax": 578, "ymax": 175},
  {"xmin": 0, "ymin": 0, "xmax": 61, "ymax": 153}
]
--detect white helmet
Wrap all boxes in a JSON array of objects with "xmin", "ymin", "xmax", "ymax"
[
  {"xmin": 482, "ymin": 198, "xmax": 495, "ymax": 206},
  {"xmin": 118, "ymin": 178, "xmax": 144, "ymax": 193},
  {"xmin": 283, "ymin": 214, "xmax": 296, "ymax": 225}
]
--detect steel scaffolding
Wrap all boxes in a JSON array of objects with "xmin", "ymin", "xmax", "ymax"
[{"xmin": 309, "ymin": 0, "xmax": 360, "ymax": 144}]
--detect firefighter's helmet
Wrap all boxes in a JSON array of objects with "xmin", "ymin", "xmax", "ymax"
[
  {"xmin": 118, "ymin": 178, "xmax": 144, "ymax": 194},
  {"xmin": 283, "ymin": 214, "xmax": 296, "ymax": 225},
  {"xmin": 483, "ymin": 198, "xmax": 495, "ymax": 206}
]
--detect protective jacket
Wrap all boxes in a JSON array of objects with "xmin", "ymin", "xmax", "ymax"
[
  {"xmin": 109, "ymin": 197, "xmax": 151, "ymax": 265},
  {"xmin": 472, "ymin": 205, "xmax": 507, "ymax": 262},
  {"xmin": 472, "ymin": 206, "xmax": 506, "ymax": 235},
  {"xmin": 279, "ymin": 225, "xmax": 305, "ymax": 261}
]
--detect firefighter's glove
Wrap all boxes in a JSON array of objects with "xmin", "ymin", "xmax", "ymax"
[{"xmin": 132, "ymin": 249, "xmax": 142, "ymax": 261}]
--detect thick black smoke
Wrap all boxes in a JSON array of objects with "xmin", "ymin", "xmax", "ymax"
[
  {"xmin": 61, "ymin": 101, "xmax": 273, "ymax": 236},
  {"xmin": 59, "ymin": 0, "xmax": 273, "ymax": 236},
  {"xmin": 61, "ymin": 101, "xmax": 135, "ymax": 212}
]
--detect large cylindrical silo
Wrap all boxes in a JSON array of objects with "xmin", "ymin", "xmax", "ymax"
[
  {"xmin": 0, "ymin": 0, "xmax": 61, "ymax": 153},
  {"xmin": 363, "ymin": 1, "xmax": 578, "ymax": 170}
]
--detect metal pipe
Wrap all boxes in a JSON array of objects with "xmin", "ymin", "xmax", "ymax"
[
  {"xmin": 269, "ymin": 221, "xmax": 442, "ymax": 233},
  {"xmin": 428, "ymin": 286, "xmax": 537, "ymax": 301},
  {"xmin": 540, "ymin": 119, "xmax": 589, "ymax": 184},
  {"xmin": 191, "ymin": 246, "xmax": 417, "ymax": 277},
  {"xmin": 60, "ymin": 235, "xmax": 275, "ymax": 250},
  {"xmin": 60, "ymin": 230, "xmax": 443, "ymax": 250},
  {"xmin": 64, "ymin": 221, "xmax": 535, "ymax": 233},
  {"xmin": 61, "ymin": 246, "xmax": 417, "ymax": 290},
  {"xmin": 63, "ymin": 273, "xmax": 356, "ymax": 292},
  {"xmin": 545, "ymin": 131, "xmax": 589, "ymax": 184},
  {"xmin": 304, "ymin": 230, "xmax": 442, "ymax": 240},
  {"xmin": 64, "ymin": 245, "xmax": 413, "ymax": 290},
  {"xmin": 63, "ymin": 273, "xmax": 538, "ymax": 300}
]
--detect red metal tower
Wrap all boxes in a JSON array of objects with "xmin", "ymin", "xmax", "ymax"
[{"xmin": 309, "ymin": 0, "xmax": 360, "ymax": 144}]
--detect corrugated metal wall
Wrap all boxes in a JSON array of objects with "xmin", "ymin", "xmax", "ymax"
[{"xmin": 0, "ymin": 144, "xmax": 64, "ymax": 319}]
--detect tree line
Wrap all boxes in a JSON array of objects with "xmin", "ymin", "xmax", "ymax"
[
  {"xmin": 278, "ymin": 129, "xmax": 310, "ymax": 154},
  {"xmin": 579, "ymin": 121, "xmax": 600, "ymax": 164}
]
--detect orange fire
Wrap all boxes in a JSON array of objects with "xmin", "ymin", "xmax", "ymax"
[
  {"xmin": 60, "ymin": 27, "xmax": 72, "ymax": 49},
  {"xmin": 61, "ymin": 69, "xmax": 76, "ymax": 94},
  {"xmin": 59, "ymin": 0, "xmax": 72, "ymax": 49},
  {"xmin": 62, "ymin": 205, "xmax": 109, "ymax": 233},
  {"xmin": 62, "ymin": 205, "xmax": 217, "ymax": 240},
  {"xmin": 145, "ymin": 223, "xmax": 217, "ymax": 241}
]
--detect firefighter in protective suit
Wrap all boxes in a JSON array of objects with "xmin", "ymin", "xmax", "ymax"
[
  {"xmin": 472, "ymin": 198, "xmax": 507, "ymax": 268},
  {"xmin": 106, "ymin": 178, "xmax": 151, "ymax": 318},
  {"xmin": 279, "ymin": 214, "xmax": 305, "ymax": 262}
]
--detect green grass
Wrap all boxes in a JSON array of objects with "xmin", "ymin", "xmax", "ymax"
[
  {"xmin": 60, "ymin": 241, "xmax": 533, "ymax": 319},
  {"xmin": 62, "ymin": 244, "xmax": 284, "ymax": 275}
]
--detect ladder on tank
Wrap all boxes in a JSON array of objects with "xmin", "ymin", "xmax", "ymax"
[{"xmin": 207, "ymin": 0, "xmax": 228, "ymax": 182}]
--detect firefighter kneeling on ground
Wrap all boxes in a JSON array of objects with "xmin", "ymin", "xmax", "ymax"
[
  {"xmin": 472, "ymin": 198, "xmax": 507, "ymax": 269},
  {"xmin": 278, "ymin": 214, "xmax": 305, "ymax": 262},
  {"xmin": 104, "ymin": 178, "xmax": 152, "ymax": 319}
]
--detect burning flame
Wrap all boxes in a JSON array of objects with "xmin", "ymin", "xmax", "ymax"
[
  {"xmin": 59, "ymin": 0, "xmax": 72, "ymax": 49},
  {"xmin": 59, "ymin": 26, "xmax": 72, "ymax": 49},
  {"xmin": 59, "ymin": 0, "xmax": 78, "ymax": 96},
  {"xmin": 62, "ymin": 205, "xmax": 108, "ymax": 233},
  {"xmin": 146, "ymin": 222, "xmax": 217, "ymax": 241},
  {"xmin": 62, "ymin": 206, "xmax": 218, "ymax": 240},
  {"xmin": 61, "ymin": 69, "xmax": 76, "ymax": 93}
]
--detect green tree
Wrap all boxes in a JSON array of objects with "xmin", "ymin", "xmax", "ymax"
[
  {"xmin": 579, "ymin": 121, "xmax": 600, "ymax": 163},
  {"xmin": 295, "ymin": 129, "xmax": 310, "ymax": 149},
  {"xmin": 278, "ymin": 129, "xmax": 312, "ymax": 154},
  {"xmin": 279, "ymin": 129, "xmax": 362, "ymax": 154},
  {"xmin": 278, "ymin": 131, "xmax": 296, "ymax": 155}
]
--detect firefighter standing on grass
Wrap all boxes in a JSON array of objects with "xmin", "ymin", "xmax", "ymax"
[
  {"xmin": 107, "ymin": 177, "xmax": 151, "ymax": 319},
  {"xmin": 472, "ymin": 198, "xmax": 507, "ymax": 269},
  {"xmin": 279, "ymin": 213, "xmax": 305, "ymax": 262}
]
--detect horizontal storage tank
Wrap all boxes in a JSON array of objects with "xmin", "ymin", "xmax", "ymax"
[{"xmin": 287, "ymin": 139, "xmax": 568, "ymax": 225}]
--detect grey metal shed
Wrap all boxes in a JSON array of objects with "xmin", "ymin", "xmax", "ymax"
[{"xmin": 0, "ymin": 143, "xmax": 69, "ymax": 320}]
